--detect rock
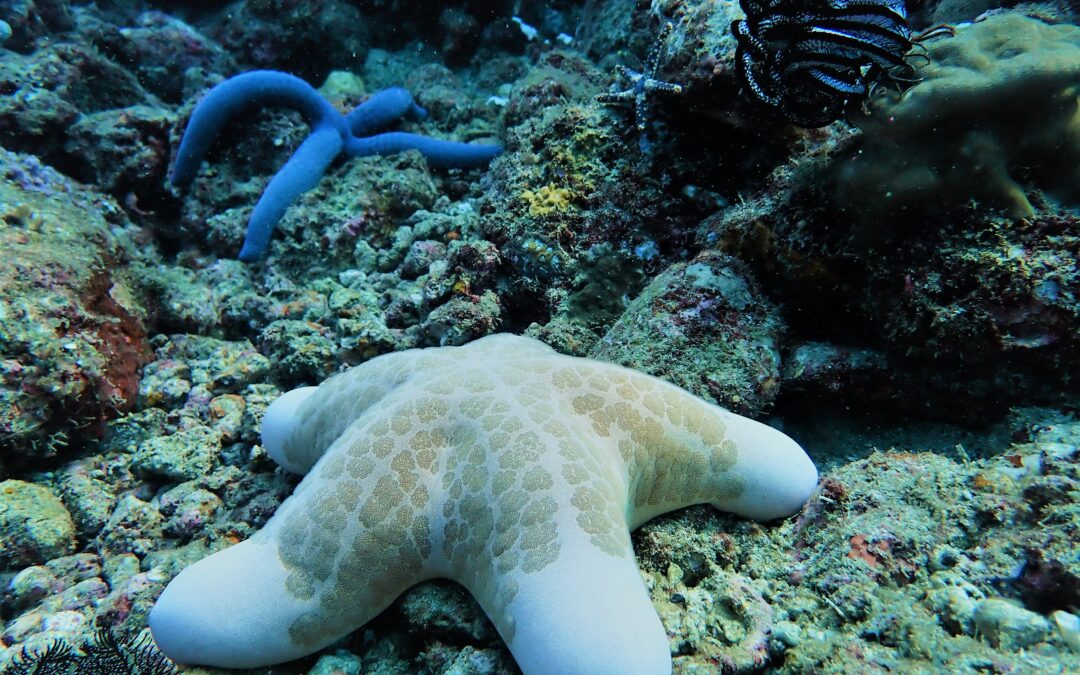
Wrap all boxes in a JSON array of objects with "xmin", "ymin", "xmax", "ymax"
[
  {"xmin": 159, "ymin": 485, "xmax": 222, "ymax": 540},
  {"xmin": 4, "ymin": 565, "xmax": 61, "ymax": 612},
  {"xmin": 397, "ymin": 581, "xmax": 498, "ymax": 644},
  {"xmin": 0, "ymin": 149, "xmax": 152, "ymax": 468},
  {"xmin": 310, "ymin": 650, "xmax": 363, "ymax": 675},
  {"xmin": 258, "ymin": 319, "xmax": 338, "ymax": 386},
  {"xmin": 591, "ymin": 250, "xmax": 783, "ymax": 416},
  {"xmin": 98, "ymin": 494, "xmax": 164, "ymax": 558},
  {"xmin": 133, "ymin": 426, "xmax": 222, "ymax": 482},
  {"xmin": 1052, "ymin": 610, "xmax": 1080, "ymax": 652},
  {"xmin": 973, "ymin": 598, "xmax": 1050, "ymax": 650},
  {"xmin": 0, "ymin": 480, "xmax": 76, "ymax": 568},
  {"xmin": 419, "ymin": 291, "xmax": 502, "ymax": 347},
  {"xmin": 64, "ymin": 105, "xmax": 175, "ymax": 196}
]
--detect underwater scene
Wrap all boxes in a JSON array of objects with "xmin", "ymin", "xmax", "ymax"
[{"xmin": 0, "ymin": 0, "xmax": 1078, "ymax": 673}]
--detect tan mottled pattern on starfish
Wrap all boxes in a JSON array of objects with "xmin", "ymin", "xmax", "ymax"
[{"xmin": 150, "ymin": 334, "xmax": 818, "ymax": 675}]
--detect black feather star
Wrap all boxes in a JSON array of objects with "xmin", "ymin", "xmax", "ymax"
[
  {"xmin": 4, "ymin": 629, "xmax": 178, "ymax": 675},
  {"xmin": 732, "ymin": 0, "xmax": 915, "ymax": 127}
]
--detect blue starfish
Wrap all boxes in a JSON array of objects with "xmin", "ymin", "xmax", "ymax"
[
  {"xmin": 596, "ymin": 22, "xmax": 684, "ymax": 153},
  {"xmin": 171, "ymin": 70, "xmax": 503, "ymax": 261}
]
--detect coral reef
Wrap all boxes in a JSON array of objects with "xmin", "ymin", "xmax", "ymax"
[{"xmin": 0, "ymin": 1, "xmax": 1077, "ymax": 673}]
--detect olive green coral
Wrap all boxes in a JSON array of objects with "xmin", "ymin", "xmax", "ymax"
[{"xmin": 832, "ymin": 14, "xmax": 1080, "ymax": 220}]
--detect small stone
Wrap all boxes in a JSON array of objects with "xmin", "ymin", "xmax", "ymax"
[
  {"xmin": 98, "ymin": 494, "xmax": 164, "ymax": 558},
  {"xmin": 41, "ymin": 609, "xmax": 85, "ymax": 635},
  {"xmin": 973, "ymin": 597, "xmax": 1050, "ymax": 650},
  {"xmin": 103, "ymin": 553, "xmax": 141, "ymax": 588},
  {"xmin": 58, "ymin": 470, "xmax": 115, "ymax": 537},
  {"xmin": 138, "ymin": 358, "xmax": 192, "ymax": 409},
  {"xmin": 5, "ymin": 566, "xmax": 61, "ymax": 612},
  {"xmin": 44, "ymin": 553, "xmax": 102, "ymax": 584},
  {"xmin": 398, "ymin": 581, "xmax": 497, "ymax": 643},
  {"xmin": 2, "ymin": 607, "xmax": 44, "ymax": 644},
  {"xmin": 0, "ymin": 480, "xmax": 76, "ymax": 567},
  {"xmin": 161, "ymin": 486, "xmax": 222, "ymax": 540},
  {"xmin": 400, "ymin": 239, "xmax": 447, "ymax": 278},
  {"xmin": 258, "ymin": 319, "xmax": 338, "ymax": 384},
  {"xmin": 133, "ymin": 426, "xmax": 222, "ymax": 481},
  {"xmin": 208, "ymin": 394, "xmax": 246, "ymax": 442},
  {"xmin": 1052, "ymin": 610, "xmax": 1080, "ymax": 651},
  {"xmin": 309, "ymin": 649, "xmax": 363, "ymax": 675},
  {"xmin": 53, "ymin": 577, "xmax": 109, "ymax": 612},
  {"xmin": 772, "ymin": 620, "xmax": 802, "ymax": 647}
]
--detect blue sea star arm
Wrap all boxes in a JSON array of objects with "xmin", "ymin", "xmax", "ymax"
[
  {"xmin": 238, "ymin": 126, "xmax": 344, "ymax": 261},
  {"xmin": 170, "ymin": 69, "xmax": 503, "ymax": 261},
  {"xmin": 170, "ymin": 70, "xmax": 345, "ymax": 187},
  {"xmin": 346, "ymin": 87, "xmax": 428, "ymax": 136},
  {"xmin": 345, "ymin": 132, "xmax": 503, "ymax": 169},
  {"xmin": 344, "ymin": 89, "xmax": 500, "ymax": 169}
]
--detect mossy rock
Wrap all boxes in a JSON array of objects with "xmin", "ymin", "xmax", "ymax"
[{"xmin": 0, "ymin": 480, "xmax": 76, "ymax": 568}]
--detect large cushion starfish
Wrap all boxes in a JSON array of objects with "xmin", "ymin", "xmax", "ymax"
[{"xmin": 149, "ymin": 334, "xmax": 817, "ymax": 674}]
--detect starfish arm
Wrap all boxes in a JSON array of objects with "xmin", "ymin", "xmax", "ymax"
[
  {"xmin": 596, "ymin": 90, "xmax": 637, "ymax": 104},
  {"xmin": 153, "ymin": 398, "xmax": 447, "ymax": 668},
  {"xmin": 644, "ymin": 22, "xmax": 675, "ymax": 74},
  {"xmin": 262, "ymin": 348, "xmax": 440, "ymax": 474},
  {"xmin": 487, "ymin": 540, "xmax": 672, "ymax": 675},
  {"xmin": 345, "ymin": 87, "xmax": 427, "ymax": 137},
  {"xmin": 562, "ymin": 362, "xmax": 818, "ymax": 525},
  {"xmin": 643, "ymin": 80, "xmax": 685, "ymax": 94},
  {"xmin": 635, "ymin": 90, "xmax": 649, "ymax": 131},
  {"xmin": 170, "ymin": 70, "xmax": 345, "ymax": 187},
  {"xmin": 237, "ymin": 124, "xmax": 344, "ymax": 261},
  {"xmin": 149, "ymin": 538, "xmax": 324, "ymax": 668},
  {"xmin": 344, "ymin": 131, "xmax": 502, "ymax": 169}
]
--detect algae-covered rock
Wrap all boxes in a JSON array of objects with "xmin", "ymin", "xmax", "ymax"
[
  {"xmin": 0, "ymin": 480, "xmax": 76, "ymax": 569},
  {"xmin": 0, "ymin": 41, "xmax": 150, "ymax": 157},
  {"xmin": 64, "ymin": 104, "xmax": 175, "ymax": 196},
  {"xmin": 832, "ymin": 14, "xmax": 1080, "ymax": 221},
  {"xmin": 591, "ymin": 250, "xmax": 783, "ymax": 416},
  {"xmin": 1, "ymin": 0, "xmax": 73, "ymax": 54},
  {"xmin": 132, "ymin": 426, "xmax": 222, "ymax": 482},
  {"xmin": 97, "ymin": 494, "xmax": 163, "ymax": 558},
  {"xmin": 974, "ymin": 598, "xmax": 1051, "ymax": 650},
  {"xmin": 0, "ymin": 149, "xmax": 152, "ymax": 467}
]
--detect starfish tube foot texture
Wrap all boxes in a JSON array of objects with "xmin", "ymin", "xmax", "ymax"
[
  {"xmin": 170, "ymin": 70, "xmax": 502, "ymax": 261},
  {"xmin": 149, "ymin": 334, "xmax": 818, "ymax": 673}
]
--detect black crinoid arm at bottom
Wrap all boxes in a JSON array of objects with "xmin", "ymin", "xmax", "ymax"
[{"xmin": 731, "ymin": 0, "xmax": 915, "ymax": 127}]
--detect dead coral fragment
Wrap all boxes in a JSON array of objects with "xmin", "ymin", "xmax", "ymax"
[{"xmin": 831, "ymin": 14, "xmax": 1080, "ymax": 221}]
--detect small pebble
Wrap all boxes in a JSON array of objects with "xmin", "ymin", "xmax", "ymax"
[
  {"xmin": 973, "ymin": 598, "xmax": 1050, "ymax": 650},
  {"xmin": 1052, "ymin": 610, "xmax": 1080, "ymax": 651}
]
